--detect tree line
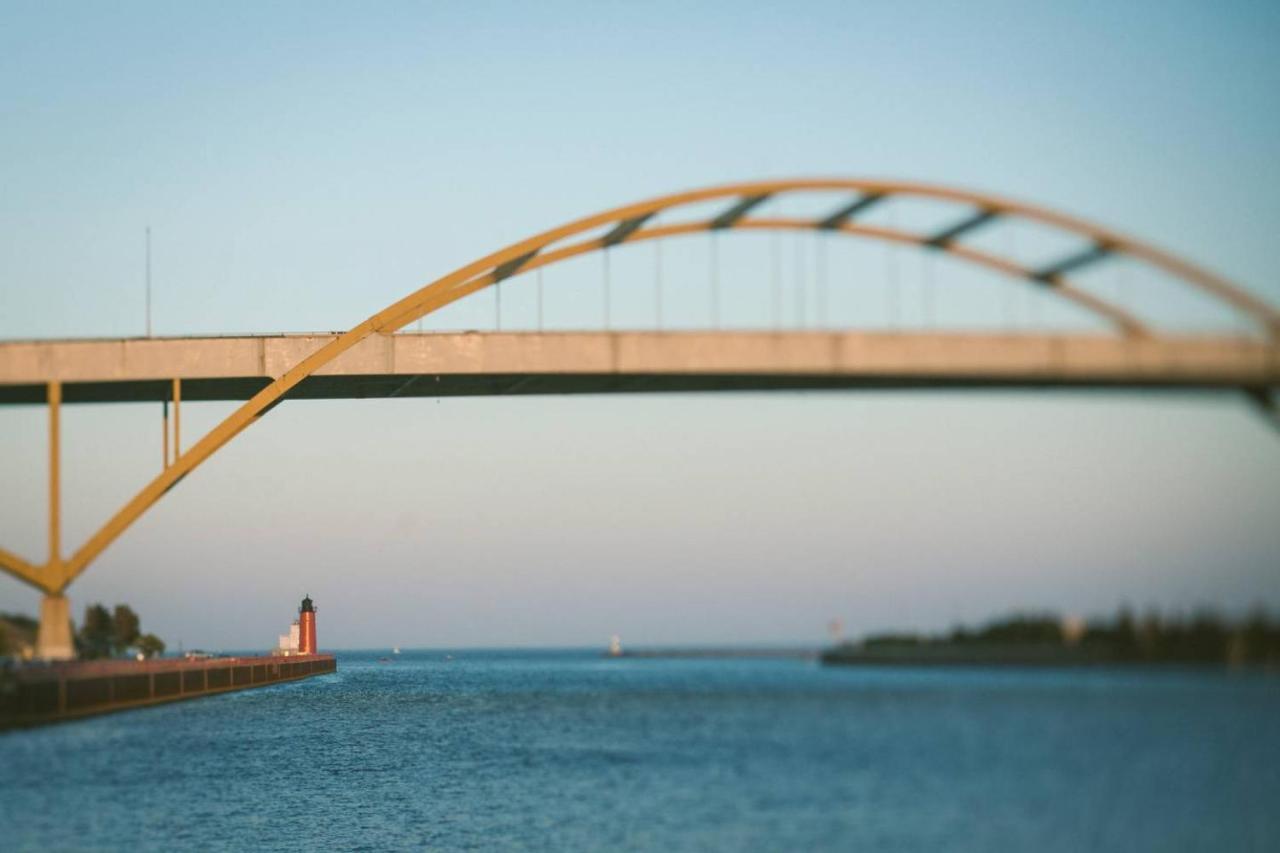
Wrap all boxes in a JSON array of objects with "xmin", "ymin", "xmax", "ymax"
[
  {"xmin": 0, "ymin": 612, "xmax": 38, "ymax": 657},
  {"xmin": 860, "ymin": 607, "xmax": 1280, "ymax": 666},
  {"xmin": 76, "ymin": 604, "xmax": 166, "ymax": 660}
]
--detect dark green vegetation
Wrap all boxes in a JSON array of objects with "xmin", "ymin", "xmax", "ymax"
[
  {"xmin": 75, "ymin": 603, "xmax": 166, "ymax": 659},
  {"xmin": 825, "ymin": 608, "xmax": 1280, "ymax": 667},
  {"xmin": 0, "ymin": 613, "xmax": 38, "ymax": 657}
]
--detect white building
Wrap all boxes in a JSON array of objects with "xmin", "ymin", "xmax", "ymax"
[{"xmin": 276, "ymin": 620, "xmax": 301, "ymax": 656}]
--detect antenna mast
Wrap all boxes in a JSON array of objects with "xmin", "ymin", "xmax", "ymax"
[{"xmin": 145, "ymin": 226, "xmax": 152, "ymax": 338}]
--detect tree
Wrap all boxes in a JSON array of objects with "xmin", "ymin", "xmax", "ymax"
[
  {"xmin": 76, "ymin": 604, "xmax": 114, "ymax": 659},
  {"xmin": 112, "ymin": 604, "xmax": 141, "ymax": 655},
  {"xmin": 136, "ymin": 633, "xmax": 166, "ymax": 659}
]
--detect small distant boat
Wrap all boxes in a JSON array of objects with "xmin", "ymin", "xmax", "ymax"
[{"xmin": 393, "ymin": 647, "xmax": 401, "ymax": 655}]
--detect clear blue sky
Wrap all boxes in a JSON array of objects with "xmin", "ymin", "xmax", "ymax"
[{"xmin": 2, "ymin": 1, "xmax": 1278, "ymax": 648}]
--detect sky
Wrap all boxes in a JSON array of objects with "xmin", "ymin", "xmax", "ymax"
[{"xmin": 1, "ymin": 1, "xmax": 1278, "ymax": 649}]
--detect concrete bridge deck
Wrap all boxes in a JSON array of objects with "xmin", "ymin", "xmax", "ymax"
[{"xmin": 0, "ymin": 331, "xmax": 1276, "ymax": 405}]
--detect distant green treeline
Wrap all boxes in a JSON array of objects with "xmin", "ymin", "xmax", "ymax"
[
  {"xmin": 0, "ymin": 612, "xmax": 38, "ymax": 657},
  {"xmin": 845, "ymin": 608, "xmax": 1280, "ymax": 666}
]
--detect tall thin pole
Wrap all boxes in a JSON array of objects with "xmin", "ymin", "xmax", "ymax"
[
  {"xmin": 162, "ymin": 400, "xmax": 169, "ymax": 469},
  {"xmin": 145, "ymin": 226, "xmax": 152, "ymax": 338}
]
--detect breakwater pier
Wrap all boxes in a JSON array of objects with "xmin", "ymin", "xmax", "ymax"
[{"xmin": 0, "ymin": 653, "xmax": 336, "ymax": 729}]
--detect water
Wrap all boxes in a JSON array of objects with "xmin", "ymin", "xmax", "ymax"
[{"xmin": 2, "ymin": 651, "xmax": 1278, "ymax": 851}]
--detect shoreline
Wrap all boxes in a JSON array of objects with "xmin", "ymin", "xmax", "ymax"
[{"xmin": 820, "ymin": 644, "xmax": 1280, "ymax": 670}]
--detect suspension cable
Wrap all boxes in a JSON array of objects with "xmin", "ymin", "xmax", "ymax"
[
  {"xmin": 710, "ymin": 232, "xmax": 720, "ymax": 329},
  {"xmin": 603, "ymin": 248, "xmax": 611, "ymax": 330},
  {"xmin": 770, "ymin": 231, "xmax": 781, "ymax": 330},
  {"xmin": 885, "ymin": 206, "xmax": 900, "ymax": 329},
  {"xmin": 816, "ymin": 233, "xmax": 828, "ymax": 329},
  {"xmin": 794, "ymin": 228, "xmax": 806, "ymax": 327},
  {"xmin": 1002, "ymin": 223, "xmax": 1015, "ymax": 331},
  {"xmin": 922, "ymin": 251, "xmax": 935, "ymax": 329},
  {"xmin": 655, "ymin": 240, "xmax": 663, "ymax": 330}
]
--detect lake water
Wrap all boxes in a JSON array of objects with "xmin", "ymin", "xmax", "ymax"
[{"xmin": 2, "ymin": 650, "xmax": 1278, "ymax": 851}]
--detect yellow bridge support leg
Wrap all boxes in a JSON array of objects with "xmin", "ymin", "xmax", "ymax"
[
  {"xmin": 173, "ymin": 377, "xmax": 181, "ymax": 459},
  {"xmin": 38, "ymin": 381, "xmax": 74, "ymax": 660},
  {"xmin": 162, "ymin": 378, "xmax": 181, "ymax": 468},
  {"xmin": 48, "ymin": 380, "xmax": 59, "ymax": 576}
]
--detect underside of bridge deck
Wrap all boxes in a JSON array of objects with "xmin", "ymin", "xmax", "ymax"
[{"xmin": 3, "ymin": 371, "xmax": 1278, "ymax": 406}]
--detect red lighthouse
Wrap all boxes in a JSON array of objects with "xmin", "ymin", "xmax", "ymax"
[{"xmin": 299, "ymin": 595, "xmax": 318, "ymax": 655}]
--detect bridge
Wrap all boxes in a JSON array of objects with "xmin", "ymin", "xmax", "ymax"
[
  {"xmin": 2, "ymin": 178, "xmax": 1277, "ymax": 658},
  {"xmin": 2, "ymin": 331, "xmax": 1275, "ymax": 403}
]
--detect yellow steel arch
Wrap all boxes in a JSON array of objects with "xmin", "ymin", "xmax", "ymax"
[
  {"xmin": 2, "ymin": 177, "xmax": 1276, "ymax": 594},
  {"xmin": 393, "ymin": 219, "xmax": 1150, "ymax": 337}
]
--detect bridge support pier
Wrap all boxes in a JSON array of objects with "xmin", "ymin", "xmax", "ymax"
[
  {"xmin": 34, "ymin": 382, "xmax": 75, "ymax": 659},
  {"xmin": 37, "ymin": 594, "xmax": 74, "ymax": 660}
]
